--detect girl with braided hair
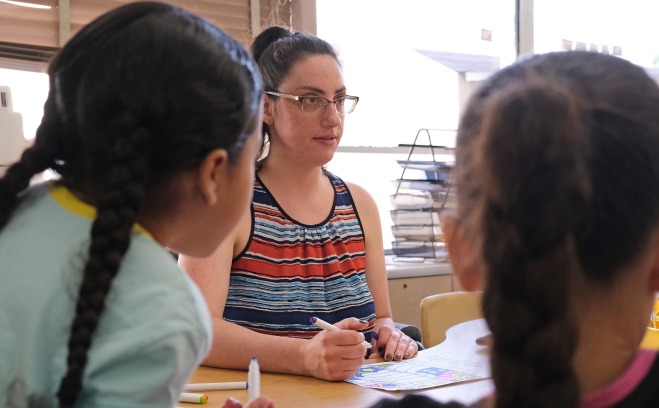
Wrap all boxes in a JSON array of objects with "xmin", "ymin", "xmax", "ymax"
[
  {"xmin": 0, "ymin": 2, "xmax": 273, "ymax": 407},
  {"xmin": 372, "ymin": 51, "xmax": 659, "ymax": 407}
]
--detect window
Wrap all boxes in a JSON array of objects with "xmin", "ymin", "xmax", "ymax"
[
  {"xmin": 317, "ymin": 0, "xmax": 517, "ymax": 251},
  {"xmin": 0, "ymin": 67, "xmax": 48, "ymax": 141},
  {"xmin": 5, "ymin": 0, "xmax": 656, "ymax": 252},
  {"xmin": 318, "ymin": 0, "xmax": 659, "ymax": 252},
  {"xmin": 0, "ymin": 0, "xmax": 291, "ymax": 168},
  {"xmin": 534, "ymin": 0, "xmax": 659, "ymax": 72}
]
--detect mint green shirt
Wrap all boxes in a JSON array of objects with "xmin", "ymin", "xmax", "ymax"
[{"xmin": 0, "ymin": 182, "xmax": 211, "ymax": 407}]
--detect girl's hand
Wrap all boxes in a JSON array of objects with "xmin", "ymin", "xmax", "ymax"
[{"xmin": 367, "ymin": 325, "xmax": 418, "ymax": 361}]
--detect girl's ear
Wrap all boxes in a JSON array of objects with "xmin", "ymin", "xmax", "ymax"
[
  {"xmin": 442, "ymin": 213, "xmax": 484, "ymax": 292},
  {"xmin": 197, "ymin": 148, "xmax": 229, "ymax": 206},
  {"xmin": 263, "ymin": 94, "xmax": 275, "ymax": 126}
]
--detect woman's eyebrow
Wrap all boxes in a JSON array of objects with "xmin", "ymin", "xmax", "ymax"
[{"xmin": 294, "ymin": 85, "xmax": 347, "ymax": 95}]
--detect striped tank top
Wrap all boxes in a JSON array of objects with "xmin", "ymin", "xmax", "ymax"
[{"xmin": 224, "ymin": 171, "xmax": 376, "ymax": 339}]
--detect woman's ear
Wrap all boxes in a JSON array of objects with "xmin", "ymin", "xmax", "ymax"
[
  {"xmin": 442, "ymin": 212, "xmax": 484, "ymax": 292},
  {"xmin": 197, "ymin": 148, "xmax": 229, "ymax": 206},
  {"xmin": 263, "ymin": 94, "xmax": 274, "ymax": 126}
]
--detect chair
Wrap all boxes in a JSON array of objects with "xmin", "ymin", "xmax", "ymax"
[
  {"xmin": 420, "ymin": 291, "xmax": 483, "ymax": 348},
  {"xmin": 641, "ymin": 328, "xmax": 659, "ymax": 350},
  {"xmin": 641, "ymin": 298, "xmax": 659, "ymax": 349}
]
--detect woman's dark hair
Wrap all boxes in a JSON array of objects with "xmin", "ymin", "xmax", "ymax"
[
  {"xmin": 250, "ymin": 25, "xmax": 340, "ymax": 160},
  {"xmin": 455, "ymin": 51, "xmax": 659, "ymax": 407},
  {"xmin": 0, "ymin": 2, "xmax": 262, "ymax": 406}
]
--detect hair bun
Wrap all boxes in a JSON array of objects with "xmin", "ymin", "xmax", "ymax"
[{"xmin": 251, "ymin": 26, "xmax": 292, "ymax": 61}]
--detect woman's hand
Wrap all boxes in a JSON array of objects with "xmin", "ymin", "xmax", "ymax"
[
  {"xmin": 300, "ymin": 317, "xmax": 370, "ymax": 381},
  {"xmin": 221, "ymin": 396, "xmax": 275, "ymax": 408},
  {"xmin": 367, "ymin": 325, "xmax": 418, "ymax": 361}
]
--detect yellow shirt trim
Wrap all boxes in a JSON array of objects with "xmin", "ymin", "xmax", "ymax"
[{"xmin": 49, "ymin": 183, "xmax": 153, "ymax": 239}]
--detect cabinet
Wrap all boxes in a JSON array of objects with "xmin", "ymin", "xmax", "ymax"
[
  {"xmin": 390, "ymin": 128, "xmax": 456, "ymax": 261},
  {"xmin": 387, "ymin": 274, "xmax": 454, "ymax": 328}
]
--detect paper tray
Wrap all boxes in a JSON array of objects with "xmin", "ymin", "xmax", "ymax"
[
  {"xmin": 390, "ymin": 209, "xmax": 441, "ymax": 225},
  {"xmin": 392, "ymin": 225, "xmax": 444, "ymax": 241},
  {"xmin": 396, "ymin": 160, "xmax": 454, "ymax": 172},
  {"xmin": 391, "ymin": 241, "xmax": 447, "ymax": 259},
  {"xmin": 390, "ymin": 192, "xmax": 456, "ymax": 210},
  {"xmin": 393, "ymin": 179, "xmax": 450, "ymax": 192},
  {"xmin": 390, "ymin": 192, "xmax": 435, "ymax": 210}
]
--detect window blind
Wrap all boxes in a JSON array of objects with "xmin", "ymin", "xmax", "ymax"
[{"xmin": 0, "ymin": 0, "xmax": 291, "ymax": 72}]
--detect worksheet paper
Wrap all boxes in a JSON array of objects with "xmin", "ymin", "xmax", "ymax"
[{"xmin": 346, "ymin": 354, "xmax": 489, "ymax": 391}]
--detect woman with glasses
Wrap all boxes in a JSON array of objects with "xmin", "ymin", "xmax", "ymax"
[{"xmin": 179, "ymin": 26, "xmax": 418, "ymax": 381}]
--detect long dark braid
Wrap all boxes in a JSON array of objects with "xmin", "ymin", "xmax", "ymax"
[
  {"xmin": 476, "ymin": 82, "xmax": 587, "ymax": 408},
  {"xmin": 54, "ymin": 11, "xmax": 164, "ymax": 404},
  {"xmin": 455, "ymin": 51, "xmax": 659, "ymax": 407},
  {"xmin": 57, "ymin": 121, "xmax": 151, "ymax": 406}
]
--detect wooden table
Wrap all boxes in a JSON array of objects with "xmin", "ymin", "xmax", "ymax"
[{"xmin": 182, "ymin": 319, "xmax": 494, "ymax": 408}]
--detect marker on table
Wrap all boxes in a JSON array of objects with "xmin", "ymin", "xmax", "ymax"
[
  {"xmin": 310, "ymin": 316, "xmax": 372, "ymax": 349},
  {"xmin": 185, "ymin": 381, "xmax": 248, "ymax": 391},
  {"xmin": 248, "ymin": 356, "xmax": 260, "ymax": 401},
  {"xmin": 179, "ymin": 392, "xmax": 208, "ymax": 404}
]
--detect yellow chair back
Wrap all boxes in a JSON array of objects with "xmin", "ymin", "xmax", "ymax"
[
  {"xmin": 420, "ymin": 291, "xmax": 483, "ymax": 348},
  {"xmin": 641, "ymin": 328, "xmax": 659, "ymax": 349}
]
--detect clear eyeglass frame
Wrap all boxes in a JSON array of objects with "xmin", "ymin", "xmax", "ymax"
[{"xmin": 265, "ymin": 91, "xmax": 359, "ymax": 115}]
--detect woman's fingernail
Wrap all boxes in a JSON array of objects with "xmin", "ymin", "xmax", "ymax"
[
  {"xmin": 359, "ymin": 319, "xmax": 368, "ymax": 324},
  {"xmin": 371, "ymin": 331, "xmax": 379, "ymax": 340},
  {"xmin": 395, "ymin": 353, "xmax": 402, "ymax": 361},
  {"xmin": 404, "ymin": 352, "xmax": 410, "ymax": 358},
  {"xmin": 385, "ymin": 353, "xmax": 393, "ymax": 361},
  {"xmin": 475, "ymin": 333, "xmax": 493, "ymax": 346}
]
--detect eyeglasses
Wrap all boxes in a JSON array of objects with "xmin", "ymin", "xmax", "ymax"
[{"xmin": 265, "ymin": 91, "xmax": 359, "ymax": 115}]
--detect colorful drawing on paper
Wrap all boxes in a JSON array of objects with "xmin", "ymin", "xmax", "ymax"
[{"xmin": 346, "ymin": 354, "xmax": 488, "ymax": 391}]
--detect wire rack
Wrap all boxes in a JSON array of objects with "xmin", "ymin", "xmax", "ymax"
[{"xmin": 390, "ymin": 128, "xmax": 456, "ymax": 262}]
